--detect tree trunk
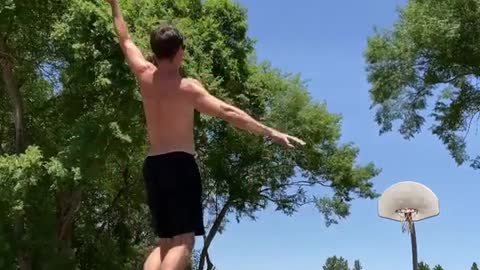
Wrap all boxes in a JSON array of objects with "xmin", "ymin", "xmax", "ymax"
[
  {"xmin": 1, "ymin": 39, "xmax": 30, "ymax": 270},
  {"xmin": 57, "ymin": 191, "xmax": 82, "ymax": 242},
  {"xmin": 410, "ymin": 222, "xmax": 418, "ymax": 270},
  {"xmin": 198, "ymin": 200, "xmax": 231, "ymax": 270},
  {"xmin": 0, "ymin": 39, "xmax": 26, "ymax": 154},
  {"xmin": 15, "ymin": 217, "xmax": 31, "ymax": 270},
  {"xmin": 53, "ymin": 190, "xmax": 81, "ymax": 269}
]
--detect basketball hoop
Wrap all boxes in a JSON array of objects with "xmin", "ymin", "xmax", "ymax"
[
  {"xmin": 396, "ymin": 208, "xmax": 417, "ymax": 233},
  {"xmin": 378, "ymin": 181, "xmax": 440, "ymax": 270}
]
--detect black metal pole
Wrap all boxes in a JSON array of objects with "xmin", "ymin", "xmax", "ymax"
[{"xmin": 410, "ymin": 222, "xmax": 418, "ymax": 270}]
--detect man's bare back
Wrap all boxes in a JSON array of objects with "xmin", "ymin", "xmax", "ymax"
[{"xmin": 138, "ymin": 69, "xmax": 197, "ymax": 155}]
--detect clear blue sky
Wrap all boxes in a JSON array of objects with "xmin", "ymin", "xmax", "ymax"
[{"xmin": 202, "ymin": 0, "xmax": 480, "ymax": 269}]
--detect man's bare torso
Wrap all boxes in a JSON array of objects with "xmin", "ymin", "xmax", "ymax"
[{"xmin": 137, "ymin": 67, "xmax": 195, "ymax": 156}]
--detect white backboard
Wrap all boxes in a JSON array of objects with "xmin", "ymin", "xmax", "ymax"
[{"xmin": 378, "ymin": 181, "xmax": 440, "ymax": 222}]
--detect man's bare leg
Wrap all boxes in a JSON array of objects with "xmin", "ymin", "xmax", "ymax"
[
  {"xmin": 144, "ymin": 241, "xmax": 172, "ymax": 270},
  {"xmin": 159, "ymin": 233, "xmax": 195, "ymax": 270}
]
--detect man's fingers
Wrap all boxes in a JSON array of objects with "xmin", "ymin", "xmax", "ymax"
[
  {"xmin": 272, "ymin": 134, "xmax": 305, "ymax": 148},
  {"xmin": 288, "ymin": 135, "xmax": 306, "ymax": 146}
]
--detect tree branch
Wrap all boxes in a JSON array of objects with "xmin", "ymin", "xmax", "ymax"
[
  {"xmin": 259, "ymin": 180, "xmax": 329, "ymax": 194},
  {"xmin": 463, "ymin": 112, "xmax": 478, "ymax": 140},
  {"xmin": 1, "ymin": 19, "xmax": 15, "ymax": 43},
  {"xmin": 98, "ymin": 165, "xmax": 134, "ymax": 233},
  {"xmin": 259, "ymin": 193, "xmax": 316, "ymax": 207},
  {"xmin": 198, "ymin": 199, "xmax": 231, "ymax": 270},
  {"xmin": 441, "ymin": 73, "xmax": 473, "ymax": 85},
  {"xmin": 0, "ymin": 51, "xmax": 14, "ymax": 62},
  {"xmin": 206, "ymin": 250, "xmax": 215, "ymax": 270}
]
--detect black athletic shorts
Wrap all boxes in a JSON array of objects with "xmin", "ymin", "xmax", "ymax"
[{"xmin": 143, "ymin": 151, "xmax": 205, "ymax": 238}]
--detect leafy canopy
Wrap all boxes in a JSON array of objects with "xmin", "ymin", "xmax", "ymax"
[
  {"xmin": 365, "ymin": 0, "xmax": 480, "ymax": 168},
  {"xmin": 0, "ymin": 0, "xmax": 378, "ymax": 269}
]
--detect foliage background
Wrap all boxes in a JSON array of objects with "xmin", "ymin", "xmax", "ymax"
[{"xmin": 0, "ymin": 0, "xmax": 377, "ymax": 269}]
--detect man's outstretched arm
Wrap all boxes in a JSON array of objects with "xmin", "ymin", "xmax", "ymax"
[
  {"xmin": 186, "ymin": 79, "xmax": 306, "ymax": 148},
  {"xmin": 106, "ymin": 0, "xmax": 151, "ymax": 75}
]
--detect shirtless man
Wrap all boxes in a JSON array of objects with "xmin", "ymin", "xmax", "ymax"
[{"xmin": 105, "ymin": 1, "xmax": 305, "ymax": 269}]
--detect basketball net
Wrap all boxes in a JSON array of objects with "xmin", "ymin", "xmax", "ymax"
[{"xmin": 396, "ymin": 208, "xmax": 417, "ymax": 233}]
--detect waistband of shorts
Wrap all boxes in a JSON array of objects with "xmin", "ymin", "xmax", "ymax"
[{"xmin": 146, "ymin": 150, "xmax": 196, "ymax": 159}]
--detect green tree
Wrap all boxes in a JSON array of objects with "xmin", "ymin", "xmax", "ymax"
[
  {"xmin": 323, "ymin": 256, "xmax": 349, "ymax": 270},
  {"xmin": 0, "ymin": 0, "xmax": 378, "ymax": 269},
  {"xmin": 365, "ymin": 0, "xmax": 480, "ymax": 168},
  {"xmin": 433, "ymin": 265, "xmax": 444, "ymax": 270},
  {"xmin": 352, "ymin": 259, "xmax": 362, "ymax": 270},
  {"xmin": 418, "ymin": 262, "xmax": 431, "ymax": 270},
  {"xmin": 0, "ymin": 1, "xmax": 68, "ymax": 269},
  {"xmin": 0, "ymin": 0, "xmax": 66, "ymax": 155},
  {"xmin": 472, "ymin": 262, "xmax": 479, "ymax": 270}
]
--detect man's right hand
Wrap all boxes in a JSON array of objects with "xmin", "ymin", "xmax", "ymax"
[{"xmin": 268, "ymin": 130, "xmax": 306, "ymax": 149}]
